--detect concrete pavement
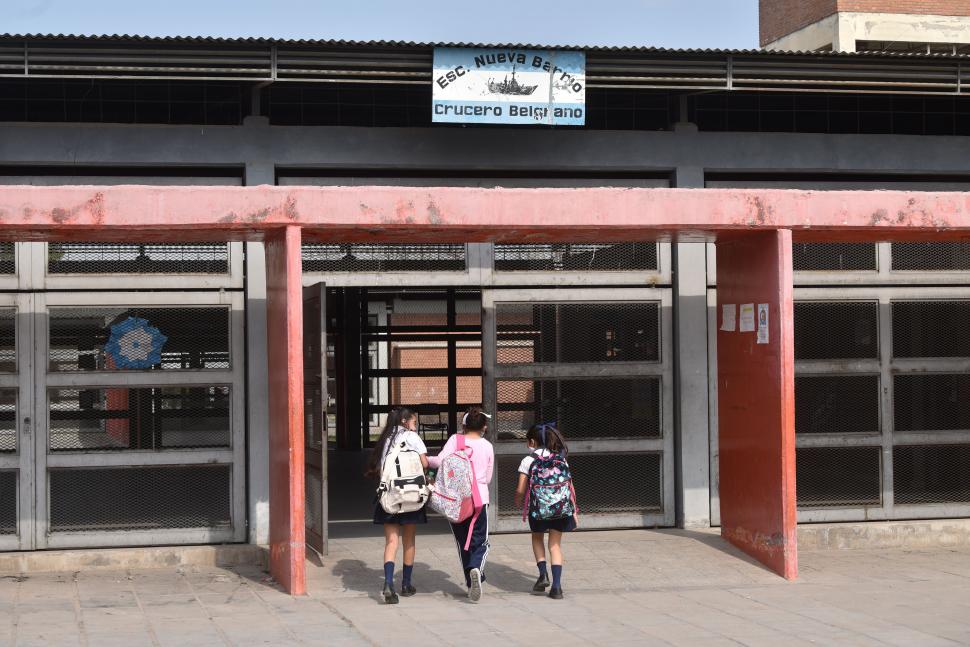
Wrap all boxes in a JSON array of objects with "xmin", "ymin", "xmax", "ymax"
[{"xmin": 3, "ymin": 523, "xmax": 970, "ymax": 645}]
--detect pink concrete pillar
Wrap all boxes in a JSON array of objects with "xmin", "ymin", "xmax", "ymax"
[
  {"xmin": 265, "ymin": 226, "xmax": 306, "ymax": 595},
  {"xmin": 716, "ymin": 230, "xmax": 797, "ymax": 580}
]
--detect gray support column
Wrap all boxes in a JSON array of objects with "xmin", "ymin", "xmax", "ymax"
[
  {"xmin": 245, "ymin": 159, "xmax": 273, "ymax": 545},
  {"xmin": 672, "ymin": 165, "xmax": 712, "ymax": 528}
]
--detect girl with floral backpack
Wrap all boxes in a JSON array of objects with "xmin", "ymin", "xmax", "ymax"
[
  {"xmin": 427, "ymin": 407, "xmax": 494, "ymax": 603},
  {"xmin": 513, "ymin": 422, "xmax": 578, "ymax": 600}
]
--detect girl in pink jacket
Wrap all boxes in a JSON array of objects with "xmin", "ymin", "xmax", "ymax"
[{"xmin": 427, "ymin": 407, "xmax": 494, "ymax": 602}]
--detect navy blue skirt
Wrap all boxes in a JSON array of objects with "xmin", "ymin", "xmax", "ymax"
[
  {"xmin": 528, "ymin": 515, "xmax": 577, "ymax": 533},
  {"xmin": 373, "ymin": 503, "xmax": 428, "ymax": 525}
]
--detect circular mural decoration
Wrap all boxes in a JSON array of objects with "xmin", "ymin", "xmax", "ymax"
[{"xmin": 104, "ymin": 316, "xmax": 168, "ymax": 369}]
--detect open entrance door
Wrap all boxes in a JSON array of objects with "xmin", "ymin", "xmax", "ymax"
[{"xmin": 303, "ymin": 282, "xmax": 328, "ymax": 556}]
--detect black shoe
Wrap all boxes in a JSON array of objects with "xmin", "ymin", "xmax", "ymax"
[
  {"xmin": 382, "ymin": 581, "xmax": 399, "ymax": 604},
  {"xmin": 532, "ymin": 574, "xmax": 550, "ymax": 593},
  {"xmin": 400, "ymin": 583, "xmax": 416, "ymax": 597},
  {"xmin": 548, "ymin": 587, "xmax": 564, "ymax": 600}
]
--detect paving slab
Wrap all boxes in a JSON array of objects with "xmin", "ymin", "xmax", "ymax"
[{"xmin": 2, "ymin": 528, "xmax": 970, "ymax": 645}]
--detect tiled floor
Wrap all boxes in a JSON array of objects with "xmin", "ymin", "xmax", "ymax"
[{"xmin": 3, "ymin": 526, "xmax": 970, "ymax": 645}]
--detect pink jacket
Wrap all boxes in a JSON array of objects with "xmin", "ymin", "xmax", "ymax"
[{"xmin": 428, "ymin": 434, "xmax": 494, "ymax": 505}]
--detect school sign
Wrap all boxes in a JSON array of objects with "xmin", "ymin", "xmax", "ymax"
[{"xmin": 432, "ymin": 48, "xmax": 586, "ymax": 126}]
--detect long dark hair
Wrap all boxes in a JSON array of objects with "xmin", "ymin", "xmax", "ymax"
[
  {"xmin": 365, "ymin": 407, "xmax": 416, "ymax": 478},
  {"xmin": 526, "ymin": 422, "xmax": 567, "ymax": 456}
]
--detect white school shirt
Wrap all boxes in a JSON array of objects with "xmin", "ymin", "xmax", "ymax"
[
  {"xmin": 517, "ymin": 448, "xmax": 560, "ymax": 475},
  {"xmin": 381, "ymin": 427, "xmax": 428, "ymax": 466}
]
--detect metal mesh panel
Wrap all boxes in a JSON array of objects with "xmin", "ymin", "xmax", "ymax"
[
  {"xmin": 0, "ymin": 308, "xmax": 15, "ymax": 373},
  {"xmin": 0, "ymin": 471, "xmax": 14, "ymax": 534},
  {"xmin": 793, "ymin": 243, "xmax": 877, "ymax": 272},
  {"xmin": 48, "ymin": 243, "xmax": 229, "ymax": 274},
  {"xmin": 302, "ymin": 244, "xmax": 465, "ymax": 272},
  {"xmin": 0, "ymin": 242, "xmax": 13, "ymax": 274},
  {"xmin": 892, "ymin": 243, "xmax": 970, "ymax": 271},
  {"xmin": 894, "ymin": 445, "xmax": 970, "ymax": 504},
  {"xmin": 496, "ymin": 377, "xmax": 661, "ymax": 440},
  {"xmin": 494, "ymin": 243, "xmax": 658, "ymax": 272},
  {"xmin": 305, "ymin": 467, "xmax": 323, "ymax": 539},
  {"xmin": 496, "ymin": 452, "xmax": 662, "ymax": 517},
  {"xmin": 48, "ymin": 464, "xmax": 231, "ymax": 532},
  {"xmin": 894, "ymin": 374, "xmax": 970, "ymax": 432},
  {"xmin": 49, "ymin": 306, "xmax": 230, "ymax": 371},
  {"xmin": 48, "ymin": 386, "xmax": 231, "ymax": 451},
  {"xmin": 795, "ymin": 375, "xmax": 879, "ymax": 435},
  {"xmin": 0, "ymin": 389, "xmax": 16, "ymax": 453},
  {"xmin": 893, "ymin": 301, "xmax": 970, "ymax": 358},
  {"xmin": 796, "ymin": 447, "xmax": 881, "ymax": 508},
  {"xmin": 496, "ymin": 302, "xmax": 660, "ymax": 364},
  {"xmin": 794, "ymin": 301, "xmax": 879, "ymax": 360}
]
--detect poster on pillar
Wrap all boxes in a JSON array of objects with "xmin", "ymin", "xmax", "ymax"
[{"xmin": 432, "ymin": 47, "xmax": 586, "ymax": 126}]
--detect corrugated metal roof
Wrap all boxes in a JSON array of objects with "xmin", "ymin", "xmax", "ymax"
[
  {"xmin": 2, "ymin": 32, "xmax": 970, "ymax": 59},
  {"xmin": 2, "ymin": 33, "xmax": 968, "ymax": 94}
]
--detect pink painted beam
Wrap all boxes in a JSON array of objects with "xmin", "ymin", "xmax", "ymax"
[
  {"xmin": 1, "ymin": 185, "xmax": 970, "ymax": 242},
  {"xmin": 716, "ymin": 230, "xmax": 797, "ymax": 580},
  {"xmin": 264, "ymin": 226, "xmax": 306, "ymax": 595}
]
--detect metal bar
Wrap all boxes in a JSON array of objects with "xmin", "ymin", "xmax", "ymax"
[
  {"xmin": 493, "ymin": 363, "xmax": 665, "ymax": 379},
  {"xmin": 44, "ymin": 527, "xmax": 236, "ymax": 548},
  {"xmin": 46, "ymin": 450, "xmax": 234, "ymax": 468}
]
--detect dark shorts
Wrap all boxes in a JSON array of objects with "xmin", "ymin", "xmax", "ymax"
[
  {"xmin": 373, "ymin": 504, "xmax": 428, "ymax": 525},
  {"xmin": 529, "ymin": 515, "xmax": 577, "ymax": 533}
]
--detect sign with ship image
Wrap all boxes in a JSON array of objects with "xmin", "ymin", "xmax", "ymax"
[{"xmin": 432, "ymin": 47, "xmax": 586, "ymax": 126}]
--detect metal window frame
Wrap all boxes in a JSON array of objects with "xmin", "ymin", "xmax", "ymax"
[
  {"xmin": 31, "ymin": 290, "xmax": 246, "ymax": 549},
  {"xmin": 483, "ymin": 286, "xmax": 675, "ymax": 531},
  {"xmin": 794, "ymin": 286, "xmax": 970, "ymax": 523},
  {"xmin": 0, "ymin": 293, "xmax": 34, "ymax": 551},
  {"xmin": 39, "ymin": 241, "xmax": 244, "ymax": 290},
  {"xmin": 302, "ymin": 243, "xmax": 481, "ymax": 287}
]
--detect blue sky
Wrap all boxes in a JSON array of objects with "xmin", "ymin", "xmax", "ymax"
[{"xmin": 7, "ymin": 0, "xmax": 759, "ymax": 50}]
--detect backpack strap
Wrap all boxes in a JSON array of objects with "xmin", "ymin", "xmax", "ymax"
[{"xmin": 456, "ymin": 434, "xmax": 484, "ymax": 550}]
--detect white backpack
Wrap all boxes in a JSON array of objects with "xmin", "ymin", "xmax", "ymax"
[{"xmin": 377, "ymin": 437, "xmax": 430, "ymax": 514}]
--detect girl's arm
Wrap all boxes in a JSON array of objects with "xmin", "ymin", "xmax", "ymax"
[
  {"xmin": 513, "ymin": 473, "xmax": 528, "ymax": 508},
  {"xmin": 426, "ymin": 435, "xmax": 456, "ymax": 469},
  {"xmin": 419, "ymin": 454, "xmax": 429, "ymax": 470}
]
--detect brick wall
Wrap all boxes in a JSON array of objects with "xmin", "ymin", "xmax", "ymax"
[
  {"xmin": 761, "ymin": 0, "xmax": 837, "ymax": 46},
  {"xmin": 761, "ymin": 0, "xmax": 970, "ymax": 45}
]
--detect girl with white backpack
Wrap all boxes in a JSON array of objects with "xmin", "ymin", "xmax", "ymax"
[
  {"xmin": 365, "ymin": 407, "xmax": 429, "ymax": 604},
  {"xmin": 427, "ymin": 407, "xmax": 494, "ymax": 602}
]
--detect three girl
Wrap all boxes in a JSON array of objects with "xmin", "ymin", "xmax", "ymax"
[
  {"xmin": 366, "ymin": 407, "xmax": 428, "ymax": 604},
  {"xmin": 514, "ymin": 422, "xmax": 576, "ymax": 600},
  {"xmin": 369, "ymin": 408, "xmax": 573, "ymax": 603}
]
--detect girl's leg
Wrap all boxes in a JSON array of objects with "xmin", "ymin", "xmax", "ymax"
[
  {"xmin": 401, "ymin": 524, "xmax": 417, "ymax": 589},
  {"xmin": 449, "ymin": 519, "xmax": 472, "ymax": 587},
  {"xmin": 383, "ymin": 523, "xmax": 400, "ymax": 584},
  {"xmin": 531, "ymin": 531, "xmax": 549, "ymax": 590},
  {"xmin": 531, "ymin": 532, "xmax": 547, "ymax": 563},
  {"xmin": 548, "ymin": 530, "xmax": 564, "ymax": 595}
]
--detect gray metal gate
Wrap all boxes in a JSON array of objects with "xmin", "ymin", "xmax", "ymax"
[
  {"xmin": 483, "ymin": 287, "xmax": 675, "ymax": 531},
  {"xmin": 1, "ymin": 242, "xmax": 247, "ymax": 550}
]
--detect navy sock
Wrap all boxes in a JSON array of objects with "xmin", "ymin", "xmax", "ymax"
[
  {"xmin": 537, "ymin": 561, "xmax": 548, "ymax": 578},
  {"xmin": 551, "ymin": 564, "xmax": 563, "ymax": 589},
  {"xmin": 383, "ymin": 561, "xmax": 395, "ymax": 585},
  {"xmin": 402, "ymin": 564, "xmax": 414, "ymax": 587}
]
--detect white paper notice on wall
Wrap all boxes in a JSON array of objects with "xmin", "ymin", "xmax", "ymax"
[
  {"xmin": 739, "ymin": 303, "xmax": 756, "ymax": 332},
  {"xmin": 720, "ymin": 304, "xmax": 736, "ymax": 332},
  {"xmin": 757, "ymin": 303, "xmax": 769, "ymax": 344}
]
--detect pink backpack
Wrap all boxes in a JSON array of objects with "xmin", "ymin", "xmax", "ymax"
[{"xmin": 428, "ymin": 435, "xmax": 483, "ymax": 549}]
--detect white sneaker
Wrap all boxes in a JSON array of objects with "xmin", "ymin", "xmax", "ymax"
[{"xmin": 468, "ymin": 568, "xmax": 482, "ymax": 603}]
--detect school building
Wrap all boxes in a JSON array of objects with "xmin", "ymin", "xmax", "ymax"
[{"xmin": 3, "ymin": 4, "xmax": 970, "ymax": 594}]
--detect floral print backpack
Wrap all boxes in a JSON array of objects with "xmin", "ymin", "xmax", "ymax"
[{"xmin": 523, "ymin": 452, "xmax": 577, "ymax": 521}]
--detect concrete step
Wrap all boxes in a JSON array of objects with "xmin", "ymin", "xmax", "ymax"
[
  {"xmin": 0, "ymin": 543, "xmax": 266, "ymax": 574},
  {"xmin": 798, "ymin": 518, "xmax": 970, "ymax": 550}
]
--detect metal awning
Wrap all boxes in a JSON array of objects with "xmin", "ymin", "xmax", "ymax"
[{"xmin": 0, "ymin": 35, "xmax": 968, "ymax": 95}]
